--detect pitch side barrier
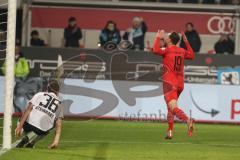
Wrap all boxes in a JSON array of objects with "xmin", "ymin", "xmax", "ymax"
[
  {"xmin": 0, "ymin": 47, "xmax": 240, "ymax": 124},
  {"xmin": 0, "ymin": 47, "xmax": 239, "ymax": 84}
]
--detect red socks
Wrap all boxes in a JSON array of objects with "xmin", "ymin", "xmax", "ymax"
[
  {"xmin": 167, "ymin": 108, "xmax": 174, "ymax": 131},
  {"xmin": 167, "ymin": 107, "xmax": 188, "ymax": 133},
  {"xmin": 172, "ymin": 107, "xmax": 188, "ymax": 122}
]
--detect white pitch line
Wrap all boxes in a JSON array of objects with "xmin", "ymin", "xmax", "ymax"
[{"xmin": 61, "ymin": 140, "xmax": 240, "ymax": 148}]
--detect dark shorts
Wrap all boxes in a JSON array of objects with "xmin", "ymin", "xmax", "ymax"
[{"xmin": 23, "ymin": 122, "xmax": 49, "ymax": 136}]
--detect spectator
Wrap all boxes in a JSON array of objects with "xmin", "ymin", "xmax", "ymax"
[
  {"xmin": 0, "ymin": 29, "xmax": 6, "ymax": 46},
  {"xmin": 2, "ymin": 43, "xmax": 30, "ymax": 78},
  {"xmin": 180, "ymin": 22, "xmax": 201, "ymax": 52},
  {"xmin": 99, "ymin": 20, "xmax": 121, "ymax": 46},
  {"xmin": 64, "ymin": 17, "xmax": 82, "ymax": 48},
  {"xmin": 160, "ymin": 38, "xmax": 167, "ymax": 48},
  {"xmin": 30, "ymin": 30, "xmax": 46, "ymax": 47},
  {"xmin": 214, "ymin": 34, "xmax": 234, "ymax": 54},
  {"xmin": 123, "ymin": 17, "xmax": 148, "ymax": 50}
]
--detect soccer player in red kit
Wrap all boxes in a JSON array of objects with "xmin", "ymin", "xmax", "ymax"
[{"xmin": 152, "ymin": 30, "xmax": 195, "ymax": 139}]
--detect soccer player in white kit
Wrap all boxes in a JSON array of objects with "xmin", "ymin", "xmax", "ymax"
[{"xmin": 15, "ymin": 80, "xmax": 63, "ymax": 149}]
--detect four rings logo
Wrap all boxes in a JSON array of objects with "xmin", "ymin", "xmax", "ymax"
[{"xmin": 207, "ymin": 16, "xmax": 236, "ymax": 34}]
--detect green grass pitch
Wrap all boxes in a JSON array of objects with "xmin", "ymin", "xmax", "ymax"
[{"xmin": 1, "ymin": 119, "xmax": 240, "ymax": 160}]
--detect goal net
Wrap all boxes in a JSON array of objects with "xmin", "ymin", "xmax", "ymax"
[{"xmin": 0, "ymin": 0, "xmax": 17, "ymax": 150}]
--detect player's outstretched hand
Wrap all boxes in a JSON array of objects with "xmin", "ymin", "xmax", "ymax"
[
  {"xmin": 156, "ymin": 30, "xmax": 165, "ymax": 39},
  {"xmin": 181, "ymin": 31, "xmax": 188, "ymax": 43},
  {"xmin": 15, "ymin": 126, "xmax": 22, "ymax": 138},
  {"xmin": 49, "ymin": 141, "xmax": 59, "ymax": 149}
]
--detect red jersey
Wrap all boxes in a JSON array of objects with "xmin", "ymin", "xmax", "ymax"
[{"xmin": 153, "ymin": 37, "xmax": 195, "ymax": 90}]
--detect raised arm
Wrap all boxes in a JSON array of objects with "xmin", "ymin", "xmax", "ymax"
[
  {"xmin": 182, "ymin": 31, "xmax": 195, "ymax": 60},
  {"xmin": 152, "ymin": 30, "xmax": 166, "ymax": 56},
  {"xmin": 140, "ymin": 17, "xmax": 148, "ymax": 33}
]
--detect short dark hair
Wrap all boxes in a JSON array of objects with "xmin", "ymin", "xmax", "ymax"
[
  {"xmin": 31, "ymin": 30, "xmax": 39, "ymax": 37},
  {"xmin": 47, "ymin": 79, "xmax": 60, "ymax": 94},
  {"xmin": 186, "ymin": 22, "xmax": 194, "ymax": 27},
  {"xmin": 68, "ymin": 16, "xmax": 76, "ymax": 22},
  {"xmin": 169, "ymin": 32, "xmax": 180, "ymax": 45},
  {"xmin": 104, "ymin": 20, "xmax": 117, "ymax": 30}
]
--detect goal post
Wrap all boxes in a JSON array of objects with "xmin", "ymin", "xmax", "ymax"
[
  {"xmin": 235, "ymin": 7, "xmax": 240, "ymax": 55},
  {"xmin": 2, "ymin": 0, "xmax": 17, "ymax": 149}
]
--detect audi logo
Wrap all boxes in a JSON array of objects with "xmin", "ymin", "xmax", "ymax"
[{"xmin": 207, "ymin": 16, "xmax": 236, "ymax": 34}]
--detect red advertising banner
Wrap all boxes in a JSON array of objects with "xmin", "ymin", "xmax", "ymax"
[{"xmin": 31, "ymin": 7, "xmax": 236, "ymax": 34}]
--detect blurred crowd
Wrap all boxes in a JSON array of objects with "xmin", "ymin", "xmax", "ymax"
[
  {"xmin": 24, "ymin": 16, "xmax": 235, "ymax": 55},
  {"xmin": 0, "ymin": 1, "xmax": 237, "ymax": 85},
  {"xmin": 0, "ymin": 16, "xmax": 236, "ymax": 80}
]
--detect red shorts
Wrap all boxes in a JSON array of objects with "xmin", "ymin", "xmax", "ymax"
[{"xmin": 163, "ymin": 80, "xmax": 184, "ymax": 103}]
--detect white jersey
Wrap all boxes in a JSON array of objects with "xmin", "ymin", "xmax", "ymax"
[{"xmin": 27, "ymin": 92, "xmax": 63, "ymax": 132}]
